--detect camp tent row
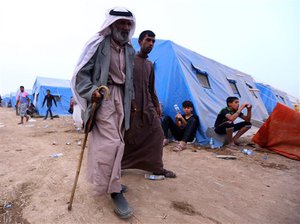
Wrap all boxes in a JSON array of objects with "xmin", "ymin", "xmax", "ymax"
[
  {"xmin": 1, "ymin": 39, "xmax": 298, "ymax": 145},
  {"xmin": 1, "ymin": 77, "xmax": 72, "ymax": 117},
  {"xmin": 256, "ymin": 82, "xmax": 294, "ymax": 114}
]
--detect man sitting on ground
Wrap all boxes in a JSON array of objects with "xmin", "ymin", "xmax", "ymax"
[
  {"xmin": 162, "ymin": 100, "xmax": 199, "ymax": 151},
  {"xmin": 214, "ymin": 96, "xmax": 252, "ymax": 146}
]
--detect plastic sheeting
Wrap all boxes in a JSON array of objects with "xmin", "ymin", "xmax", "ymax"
[
  {"xmin": 32, "ymin": 76, "xmax": 72, "ymax": 116},
  {"xmin": 252, "ymin": 103, "xmax": 300, "ymax": 160},
  {"xmin": 256, "ymin": 83, "xmax": 294, "ymax": 114},
  {"xmin": 132, "ymin": 39, "xmax": 269, "ymax": 144}
]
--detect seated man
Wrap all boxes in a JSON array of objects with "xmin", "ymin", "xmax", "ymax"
[
  {"xmin": 162, "ymin": 100, "xmax": 199, "ymax": 151},
  {"xmin": 214, "ymin": 96, "xmax": 252, "ymax": 146}
]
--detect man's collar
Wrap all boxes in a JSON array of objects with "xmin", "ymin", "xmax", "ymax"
[{"xmin": 137, "ymin": 51, "xmax": 148, "ymax": 59}]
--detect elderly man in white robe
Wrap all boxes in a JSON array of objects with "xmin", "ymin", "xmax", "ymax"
[{"xmin": 71, "ymin": 7, "xmax": 136, "ymax": 219}]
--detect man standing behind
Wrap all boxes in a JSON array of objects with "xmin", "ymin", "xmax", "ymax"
[
  {"xmin": 42, "ymin": 89, "xmax": 57, "ymax": 120},
  {"xmin": 122, "ymin": 30, "xmax": 176, "ymax": 178},
  {"xmin": 16, "ymin": 86, "xmax": 30, "ymax": 124},
  {"xmin": 71, "ymin": 7, "xmax": 136, "ymax": 219},
  {"xmin": 214, "ymin": 96, "xmax": 252, "ymax": 146}
]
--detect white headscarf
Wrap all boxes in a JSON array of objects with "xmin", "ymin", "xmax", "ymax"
[{"xmin": 71, "ymin": 7, "xmax": 136, "ymax": 111}]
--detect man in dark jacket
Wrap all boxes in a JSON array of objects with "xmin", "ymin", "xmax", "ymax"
[{"xmin": 42, "ymin": 89, "xmax": 57, "ymax": 120}]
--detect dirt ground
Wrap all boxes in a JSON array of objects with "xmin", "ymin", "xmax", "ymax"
[{"xmin": 0, "ymin": 107, "xmax": 299, "ymax": 224}]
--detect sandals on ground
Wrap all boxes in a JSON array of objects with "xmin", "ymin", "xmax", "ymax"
[{"xmin": 173, "ymin": 143, "xmax": 186, "ymax": 152}]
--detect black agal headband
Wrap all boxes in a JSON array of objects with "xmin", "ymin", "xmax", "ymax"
[{"xmin": 109, "ymin": 9, "xmax": 133, "ymax": 17}]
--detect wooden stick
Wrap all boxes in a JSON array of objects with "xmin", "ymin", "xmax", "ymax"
[
  {"xmin": 68, "ymin": 86, "xmax": 109, "ymax": 211},
  {"xmin": 68, "ymin": 102, "xmax": 97, "ymax": 211}
]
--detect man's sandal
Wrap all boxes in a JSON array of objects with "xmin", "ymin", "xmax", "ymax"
[
  {"xmin": 121, "ymin": 184, "xmax": 128, "ymax": 193},
  {"xmin": 153, "ymin": 169, "xmax": 177, "ymax": 178}
]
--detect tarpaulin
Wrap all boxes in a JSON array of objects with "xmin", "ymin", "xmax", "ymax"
[{"xmin": 252, "ymin": 103, "xmax": 300, "ymax": 160}]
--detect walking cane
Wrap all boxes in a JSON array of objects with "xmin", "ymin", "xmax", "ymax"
[{"xmin": 68, "ymin": 85, "xmax": 110, "ymax": 211}]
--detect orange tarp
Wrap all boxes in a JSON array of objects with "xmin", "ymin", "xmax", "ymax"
[{"xmin": 252, "ymin": 103, "xmax": 300, "ymax": 160}]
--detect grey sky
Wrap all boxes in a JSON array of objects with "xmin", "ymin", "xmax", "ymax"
[{"xmin": 0, "ymin": 0, "xmax": 299, "ymax": 98}]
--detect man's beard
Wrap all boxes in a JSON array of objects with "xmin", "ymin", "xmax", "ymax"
[{"xmin": 112, "ymin": 28, "xmax": 129, "ymax": 45}]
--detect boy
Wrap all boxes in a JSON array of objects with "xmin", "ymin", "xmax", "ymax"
[
  {"xmin": 162, "ymin": 100, "xmax": 199, "ymax": 151},
  {"xmin": 214, "ymin": 96, "xmax": 252, "ymax": 146}
]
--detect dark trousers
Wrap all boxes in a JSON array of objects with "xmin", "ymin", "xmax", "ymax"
[
  {"xmin": 45, "ymin": 106, "xmax": 53, "ymax": 119},
  {"xmin": 162, "ymin": 116, "xmax": 198, "ymax": 142},
  {"xmin": 215, "ymin": 121, "xmax": 252, "ymax": 135}
]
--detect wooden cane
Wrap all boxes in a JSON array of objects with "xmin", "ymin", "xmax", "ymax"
[{"xmin": 68, "ymin": 86, "xmax": 109, "ymax": 211}]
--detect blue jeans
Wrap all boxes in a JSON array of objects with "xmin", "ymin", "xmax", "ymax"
[{"xmin": 45, "ymin": 106, "xmax": 53, "ymax": 119}]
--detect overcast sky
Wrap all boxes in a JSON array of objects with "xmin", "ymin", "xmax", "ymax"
[{"xmin": 0, "ymin": 0, "xmax": 299, "ymax": 98}]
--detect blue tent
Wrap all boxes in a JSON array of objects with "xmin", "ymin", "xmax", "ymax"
[
  {"xmin": 132, "ymin": 39, "xmax": 269, "ymax": 144},
  {"xmin": 32, "ymin": 76, "xmax": 72, "ymax": 116},
  {"xmin": 10, "ymin": 91, "xmax": 18, "ymax": 108},
  {"xmin": 1, "ymin": 94, "xmax": 11, "ymax": 107},
  {"xmin": 256, "ymin": 83, "xmax": 294, "ymax": 114}
]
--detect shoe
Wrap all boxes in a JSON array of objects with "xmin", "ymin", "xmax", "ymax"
[
  {"xmin": 153, "ymin": 168, "xmax": 177, "ymax": 178},
  {"xmin": 121, "ymin": 184, "xmax": 128, "ymax": 193},
  {"xmin": 111, "ymin": 193, "xmax": 133, "ymax": 219}
]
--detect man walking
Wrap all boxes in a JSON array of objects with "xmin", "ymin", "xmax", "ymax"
[
  {"xmin": 122, "ymin": 30, "xmax": 176, "ymax": 178},
  {"xmin": 71, "ymin": 7, "xmax": 136, "ymax": 219},
  {"xmin": 16, "ymin": 86, "xmax": 30, "ymax": 124},
  {"xmin": 42, "ymin": 89, "xmax": 57, "ymax": 120}
]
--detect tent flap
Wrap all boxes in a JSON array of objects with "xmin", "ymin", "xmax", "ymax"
[{"xmin": 252, "ymin": 103, "xmax": 300, "ymax": 160}]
